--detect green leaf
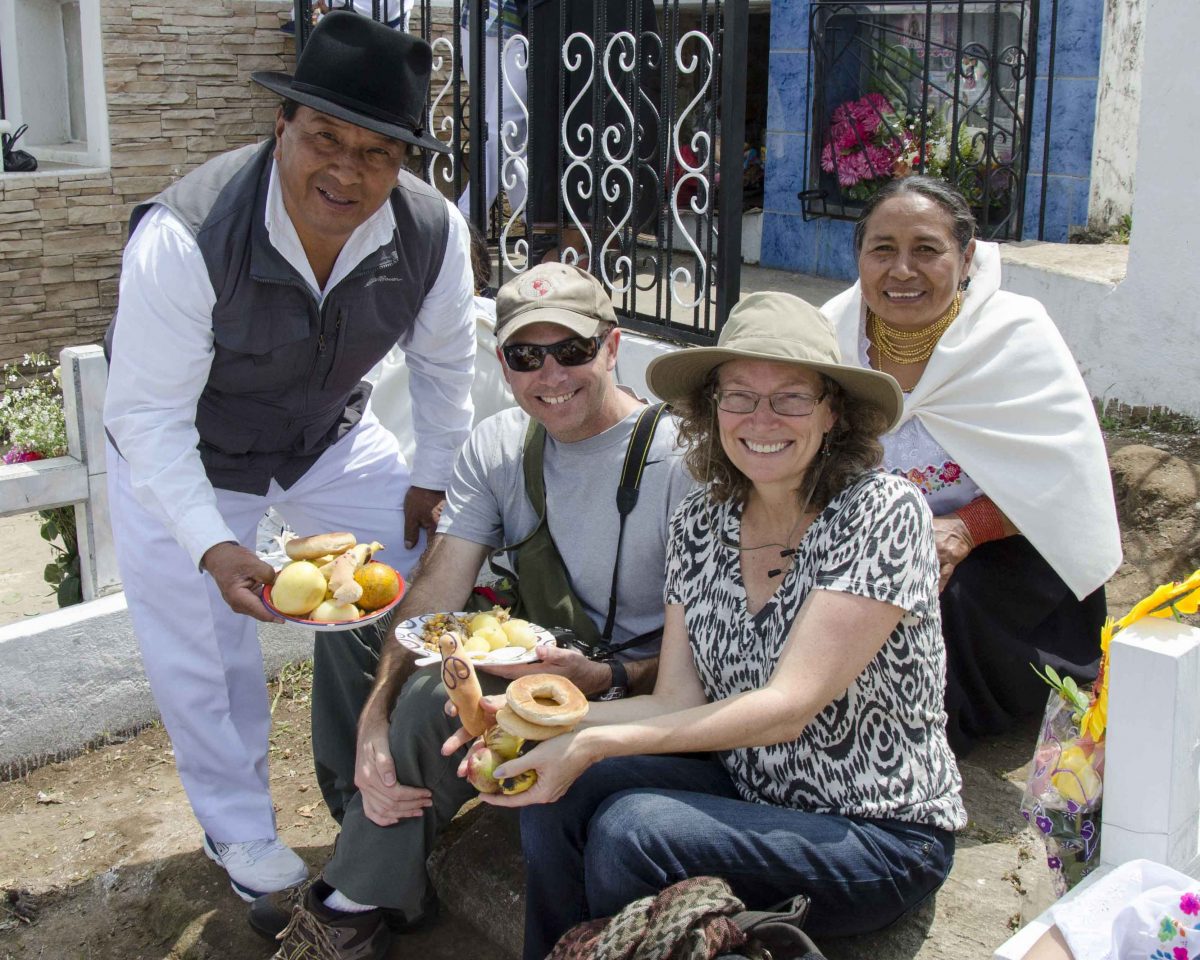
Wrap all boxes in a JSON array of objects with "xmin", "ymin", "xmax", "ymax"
[
  {"xmin": 1044, "ymin": 665, "xmax": 1062, "ymax": 687},
  {"xmin": 1063, "ymin": 676, "xmax": 1079, "ymax": 698},
  {"xmin": 40, "ymin": 520, "xmax": 57, "ymax": 541},
  {"xmin": 44, "ymin": 562, "xmax": 62, "ymax": 585}
]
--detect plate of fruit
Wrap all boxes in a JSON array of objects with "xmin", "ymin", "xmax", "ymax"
[
  {"xmin": 394, "ymin": 607, "xmax": 555, "ymax": 665},
  {"xmin": 261, "ymin": 531, "xmax": 405, "ymax": 631}
]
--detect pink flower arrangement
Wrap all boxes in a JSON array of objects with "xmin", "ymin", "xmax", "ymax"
[
  {"xmin": 821, "ymin": 93, "xmax": 913, "ymax": 197},
  {"xmin": 2, "ymin": 448, "xmax": 45, "ymax": 465}
]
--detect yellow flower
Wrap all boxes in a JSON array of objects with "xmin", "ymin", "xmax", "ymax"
[
  {"xmin": 1033, "ymin": 573, "xmax": 1198, "ymax": 748},
  {"xmin": 1051, "ymin": 744, "xmax": 1102, "ymax": 806},
  {"xmin": 1118, "ymin": 570, "xmax": 1200, "ymax": 628},
  {"xmin": 1099, "ymin": 617, "xmax": 1115, "ymax": 654},
  {"xmin": 1080, "ymin": 685, "xmax": 1107, "ymax": 742}
]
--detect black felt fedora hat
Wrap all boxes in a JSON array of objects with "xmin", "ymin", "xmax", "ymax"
[{"xmin": 252, "ymin": 11, "xmax": 448, "ymax": 154}]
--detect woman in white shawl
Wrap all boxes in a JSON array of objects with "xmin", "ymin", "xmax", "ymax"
[{"xmin": 822, "ymin": 176, "xmax": 1122, "ymax": 755}]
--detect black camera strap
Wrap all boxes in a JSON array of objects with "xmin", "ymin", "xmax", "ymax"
[
  {"xmin": 601, "ymin": 401, "xmax": 669, "ymax": 640},
  {"xmin": 485, "ymin": 402, "xmax": 667, "ymax": 657}
]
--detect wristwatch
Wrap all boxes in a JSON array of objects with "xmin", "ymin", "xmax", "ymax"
[{"xmin": 596, "ymin": 659, "xmax": 629, "ymax": 701}]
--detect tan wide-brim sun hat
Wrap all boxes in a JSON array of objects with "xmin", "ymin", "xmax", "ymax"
[{"xmin": 645, "ymin": 291, "xmax": 904, "ymax": 430}]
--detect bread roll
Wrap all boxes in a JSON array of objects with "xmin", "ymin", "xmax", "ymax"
[{"xmin": 285, "ymin": 532, "xmax": 356, "ymax": 562}]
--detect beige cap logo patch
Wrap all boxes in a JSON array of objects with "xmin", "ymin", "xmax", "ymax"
[{"xmin": 518, "ymin": 274, "xmax": 555, "ymax": 299}]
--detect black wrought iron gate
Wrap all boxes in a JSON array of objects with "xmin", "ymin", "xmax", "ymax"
[
  {"xmin": 293, "ymin": 0, "xmax": 748, "ymax": 343},
  {"xmin": 802, "ymin": 0, "xmax": 1039, "ymax": 241}
]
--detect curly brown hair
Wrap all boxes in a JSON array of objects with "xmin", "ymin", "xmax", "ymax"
[{"xmin": 673, "ymin": 370, "xmax": 888, "ymax": 509}]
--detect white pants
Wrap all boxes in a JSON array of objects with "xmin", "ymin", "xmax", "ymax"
[
  {"xmin": 106, "ymin": 410, "xmax": 422, "ymax": 842},
  {"xmin": 456, "ymin": 25, "xmax": 529, "ymax": 219}
]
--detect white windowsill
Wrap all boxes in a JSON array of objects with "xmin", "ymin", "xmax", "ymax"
[{"xmin": 0, "ymin": 159, "xmax": 109, "ymax": 180}]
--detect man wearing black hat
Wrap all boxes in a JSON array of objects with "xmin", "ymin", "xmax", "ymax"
[{"xmin": 103, "ymin": 12, "xmax": 475, "ymax": 904}]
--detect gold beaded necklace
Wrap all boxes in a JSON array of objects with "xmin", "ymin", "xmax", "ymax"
[{"xmin": 868, "ymin": 291, "xmax": 963, "ymax": 365}]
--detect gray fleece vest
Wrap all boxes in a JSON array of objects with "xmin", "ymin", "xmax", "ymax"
[{"xmin": 107, "ymin": 139, "xmax": 449, "ymax": 495}]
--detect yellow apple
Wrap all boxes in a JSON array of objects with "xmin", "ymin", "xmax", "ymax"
[
  {"xmin": 271, "ymin": 561, "xmax": 327, "ymax": 616},
  {"xmin": 309, "ymin": 599, "xmax": 361, "ymax": 622}
]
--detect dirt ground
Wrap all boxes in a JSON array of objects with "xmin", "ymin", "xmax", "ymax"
[
  {"xmin": 0, "ymin": 662, "xmax": 485, "ymax": 960},
  {"xmin": 2, "ymin": 433, "xmax": 1198, "ymax": 960},
  {"xmin": 0, "ymin": 514, "xmax": 58, "ymax": 627}
]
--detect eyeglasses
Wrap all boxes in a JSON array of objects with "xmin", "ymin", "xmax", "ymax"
[
  {"xmin": 501, "ymin": 334, "xmax": 606, "ymax": 373},
  {"xmin": 713, "ymin": 388, "xmax": 827, "ymax": 417}
]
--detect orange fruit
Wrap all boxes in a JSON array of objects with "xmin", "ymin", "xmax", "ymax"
[{"xmin": 354, "ymin": 561, "xmax": 402, "ymax": 611}]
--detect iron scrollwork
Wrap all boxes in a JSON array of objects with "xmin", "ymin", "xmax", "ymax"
[{"xmin": 804, "ymin": 0, "xmax": 1037, "ymax": 240}]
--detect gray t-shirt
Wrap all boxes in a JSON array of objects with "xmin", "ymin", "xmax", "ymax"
[{"xmin": 438, "ymin": 404, "xmax": 694, "ymax": 660}]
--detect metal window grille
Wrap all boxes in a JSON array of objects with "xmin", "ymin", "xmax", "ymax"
[
  {"xmin": 291, "ymin": 0, "xmax": 746, "ymax": 343},
  {"xmin": 802, "ymin": 0, "xmax": 1037, "ymax": 240}
]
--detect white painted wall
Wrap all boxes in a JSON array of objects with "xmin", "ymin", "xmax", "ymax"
[
  {"xmin": 1005, "ymin": 0, "xmax": 1198, "ymax": 418},
  {"xmin": 1089, "ymin": 0, "xmax": 1144, "ymax": 231},
  {"xmin": 0, "ymin": 594, "xmax": 313, "ymax": 772},
  {"xmin": 0, "ymin": 0, "xmax": 109, "ymax": 168}
]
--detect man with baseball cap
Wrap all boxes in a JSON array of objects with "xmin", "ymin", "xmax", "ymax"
[
  {"xmin": 250, "ymin": 262, "xmax": 693, "ymax": 958},
  {"xmin": 103, "ymin": 11, "xmax": 476, "ymax": 906}
]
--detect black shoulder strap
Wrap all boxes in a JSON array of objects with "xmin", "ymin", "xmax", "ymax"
[
  {"xmin": 489, "ymin": 406, "xmax": 668, "ymax": 651},
  {"xmin": 602, "ymin": 402, "xmax": 668, "ymax": 639},
  {"xmin": 617, "ymin": 402, "xmax": 669, "ymax": 516}
]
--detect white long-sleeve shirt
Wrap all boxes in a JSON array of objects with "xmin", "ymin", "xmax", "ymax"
[{"xmin": 104, "ymin": 161, "xmax": 476, "ymax": 568}]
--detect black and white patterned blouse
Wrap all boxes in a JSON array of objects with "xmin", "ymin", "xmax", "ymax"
[{"xmin": 665, "ymin": 472, "xmax": 967, "ymax": 833}]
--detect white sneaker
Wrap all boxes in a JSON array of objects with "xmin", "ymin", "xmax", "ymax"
[{"xmin": 202, "ymin": 833, "xmax": 309, "ymax": 902}]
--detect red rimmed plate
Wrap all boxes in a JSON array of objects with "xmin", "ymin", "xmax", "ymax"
[{"xmin": 261, "ymin": 582, "xmax": 404, "ymax": 632}]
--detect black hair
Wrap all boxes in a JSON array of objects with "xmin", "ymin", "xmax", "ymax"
[
  {"xmin": 853, "ymin": 175, "xmax": 976, "ymax": 253},
  {"xmin": 467, "ymin": 221, "xmax": 492, "ymax": 295},
  {"xmin": 280, "ymin": 98, "xmax": 301, "ymax": 121}
]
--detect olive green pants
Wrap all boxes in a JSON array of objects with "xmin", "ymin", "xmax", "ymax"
[
  {"xmin": 321, "ymin": 662, "xmax": 507, "ymax": 916},
  {"xmin": 311, "ymin": 622, "xmax": 387, "ymax": 824}
]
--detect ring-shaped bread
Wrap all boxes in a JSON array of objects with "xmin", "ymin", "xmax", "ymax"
[
  {"xmin": 505, "ymin": 673, "xmax": 588, "ymax": 727},
  {"xmin": 496, "ymin": 705, "xmax": 572, "ymax": 742}
]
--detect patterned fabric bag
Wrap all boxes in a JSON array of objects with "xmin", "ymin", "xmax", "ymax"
[{"xmin": 548, "ymin": 876, "xmax": 823, "ymax": 960}]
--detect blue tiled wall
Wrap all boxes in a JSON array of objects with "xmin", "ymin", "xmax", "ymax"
[
  {"xmin": 761, "ymin": 1, "xmax": 862, "ymax": 279},
  {"xmin": 761, "ymin": 0, "xmax": 1102, "ymax": 278},
  {"xmin": 1021, "ymin": 0, "xmax": 1103, "ymax": 240}
]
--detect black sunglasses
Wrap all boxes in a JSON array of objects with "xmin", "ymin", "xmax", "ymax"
[{"xmin": 501, "ymin": 334, "xmax": 606, "ymax": 373}]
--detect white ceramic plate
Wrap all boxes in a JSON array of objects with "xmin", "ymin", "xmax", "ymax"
[
  {"xmin": 394, "ymin": 612, "xmax": 556, "ymax": 666},
  {"xmin": 261, "ymin": 583, "xmax": 403, "ymax": 633}
]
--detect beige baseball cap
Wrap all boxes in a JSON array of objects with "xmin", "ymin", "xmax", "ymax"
[{"xmin": 494, "ymin": 263, "xmax": 618, "ymax": 346}]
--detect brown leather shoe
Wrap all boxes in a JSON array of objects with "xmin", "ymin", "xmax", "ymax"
[
  {"xmin": 249, "ymin": 880, "xmax": 310, "ymax": 942},
  {"xmin": 251, "ymin": 877, "xmax": 438, "ymax": 942},
  {"xmin": 272, "ymin": 880, "xmax": 390, "ymax": 960}
]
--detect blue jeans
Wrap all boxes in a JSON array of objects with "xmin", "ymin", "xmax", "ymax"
[{"xmin": 519, "ymin": 756, "xmax": 954, "ymax": 960}]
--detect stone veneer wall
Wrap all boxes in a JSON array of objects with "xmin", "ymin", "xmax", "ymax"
[
  {"xmin": 0, "ymin": 1, "xmax": 293, "ymax": 367},
  {"xmin": 0, "ymin": 1, "xmax": 458, "ymax": 369}
]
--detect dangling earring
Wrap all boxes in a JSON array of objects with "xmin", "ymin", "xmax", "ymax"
[{"xmin": 821, "ymin": 432, "xmax": 833, "ymax": 457}]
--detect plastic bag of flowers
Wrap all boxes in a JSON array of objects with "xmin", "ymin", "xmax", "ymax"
[{"xmin": 1020, "ymin": 570, "xmax": 1200, "ymax": 896}]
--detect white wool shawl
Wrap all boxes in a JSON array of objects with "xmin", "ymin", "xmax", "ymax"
[{"xmin": 822, "ymin": 241, "xmax": 1121, "ymax": 599}]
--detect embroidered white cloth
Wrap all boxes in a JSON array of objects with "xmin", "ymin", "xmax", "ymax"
[
  {"xmin": 823, "ymin": 241, "xmax": 1121, "ymax": 599},
  {"xmin": 1048, "ymin": 859, "xmax": 1200, "ymax": 960},
  {"xmin": 857, "ymin": 332, "xmax": 983, "ymax": 515}
]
